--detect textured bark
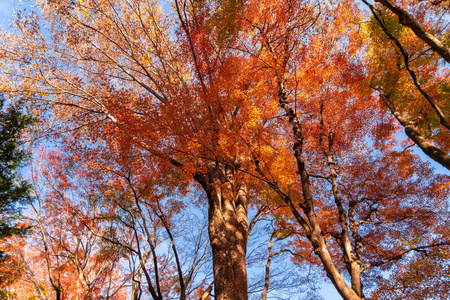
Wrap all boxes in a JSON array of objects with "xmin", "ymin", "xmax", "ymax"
[
  {"xmin": 319, "ymin": 116, "xmax": 366, "ymax": 299},
  {"xmin": 195, "ymin": 162, "xmax": 249, "ymax": 300},
  {"xmin": 306, "ymin": 211, "xmax": 362, "ymax": 300},
  {"xmin": 374, "ymin": 0, "xmax": 450, "ymax": 64},
  {"xmin": 348, "ymin": 201, "xmax": 367, "ymax": 299},
  {"xmin": 376, "ymin": 88, "xmax": 450, "ymax": 170},
  {"xmin": 365, "ymin": 2, "xmax": 450, "ymax": 131},
  {"xmin": 324, "ymin": 143, "xmax": 365, "ymax": 298},
  {"xmin": 278, "ymin": 83, "xmax": 362, "ymax": 300}
]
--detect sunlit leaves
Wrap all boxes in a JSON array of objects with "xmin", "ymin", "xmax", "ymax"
[{"xmin": 0, "ymin": 0, "xmax": 450, "ymax": 298}]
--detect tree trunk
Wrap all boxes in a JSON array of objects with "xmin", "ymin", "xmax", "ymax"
[
  {"xmin": 279, "ymin": 82, "xmax": 362, "ymax": 300},
  {"xmin": 195, "ymin": 162, "xmax": 249, "ymax": 300}
]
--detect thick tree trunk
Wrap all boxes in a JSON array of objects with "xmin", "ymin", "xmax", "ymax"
[{"xmin": 195, "ymin": 162, "xmax": 249, "ymax": 300}]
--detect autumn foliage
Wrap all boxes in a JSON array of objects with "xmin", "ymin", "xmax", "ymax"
[{"xmin": 0, "ymin": 0, "xmax": 449, "ymax": 299}]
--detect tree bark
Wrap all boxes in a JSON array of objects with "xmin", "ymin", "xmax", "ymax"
[
  {"xmin": 374, "ymin": 0, "xmax": 450, "ymax": 64},
  {"xmin": 376, "ymin": 87, "xmax": 450, "ymax": 170},
  {"xmin": 278, "ymin": 82, "xmax": 362, "ymax": 300},
  {"xmin": 195, "ymin": 162, "xmax": 249, "ymax": 300}
]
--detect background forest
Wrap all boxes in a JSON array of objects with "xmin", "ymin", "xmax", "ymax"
[{"xmin": 0, "ymin": 0, "xmax": 449, "ymax": 299}]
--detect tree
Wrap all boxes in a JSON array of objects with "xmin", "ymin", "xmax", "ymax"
[
  {"xmin": 0, "ymin": 95, "xmax": 33, "ymax": 239},
  {"xmin": 0, "ymin": 0, "xmax": 449, "ymax": 299},
  {"xmin": 362, "ymin": 0, "xmax": 450, "ymax": 170},
  {"xmin": 0, "ymin": 95, "xmax": 34, "ymax": 296},
  {"xmin": 30, "ymin": 145, "xmax": 213, "ymax": 300}
]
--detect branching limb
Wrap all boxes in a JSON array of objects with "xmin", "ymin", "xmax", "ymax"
[
  {"xmin": 364, "ymin": 0, "xmax": 450, "ymax": 130},
  {"xmin": 374, "ymin": 87, "xmax": 450, "ymax": 170},
  {"xmin": 362, "ymin": 241, "xmax": 450, "ymax": 272},
  {"xmin": 374, "ymin": 0, "xmax": 450, "ymax": 64}
]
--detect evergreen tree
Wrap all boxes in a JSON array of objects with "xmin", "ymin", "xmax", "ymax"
[{"xmin": 0, "ymin": 96, "xmax": 33, "ymax": 239}]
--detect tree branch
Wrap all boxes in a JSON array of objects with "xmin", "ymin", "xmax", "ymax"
[{"xmin": 374, "ymin": 0, "xmax": 450, "ymax": 64}]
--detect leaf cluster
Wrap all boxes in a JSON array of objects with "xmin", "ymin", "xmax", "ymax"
[{"xmin": 0, "ymin": 96, "xmax": 34, "ymax": 239}]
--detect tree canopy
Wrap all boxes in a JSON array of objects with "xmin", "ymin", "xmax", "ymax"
[
  {"xmin": 0, "ymin": 0, "xmax": 449, "ymax": 299},
  {"xmin": 0, "ymin": 95, "xmax": 32, "ymax": 239}
]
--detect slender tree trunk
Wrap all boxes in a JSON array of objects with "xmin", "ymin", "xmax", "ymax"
[
  {"xmin": 195, "ymin": 162, "xmax": 249, "ymax": 300},
  {"xmin": 374, "ymin": 0, "xmax": 450, "ymax": 64},
  {"xmin": 278, "ymin": 82, "xmax": 362, "ymax": 300},
  {"xmin": 375, "ymin": 87, "xmax": 450, "ymax": 170},
  {"xmin": 131, "ymin": 267, "xmax": 143, "ymax": 300}
]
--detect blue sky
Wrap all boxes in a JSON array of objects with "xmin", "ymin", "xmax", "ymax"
[
  {"xmin": 0, "ymin": 0, "xmax": 446, "ymax": 299},
  {"xmin": 0, "ymin": 0, "xmax": 38, "ymax": 29},
  {"xmin": 0, "ymin": 0, "xmax": 13, "ymax": 20}
]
